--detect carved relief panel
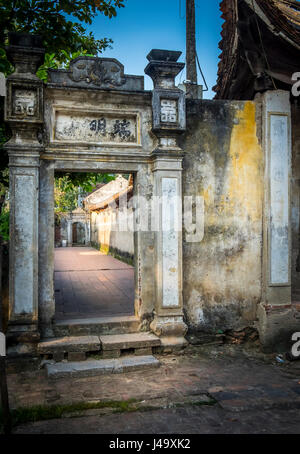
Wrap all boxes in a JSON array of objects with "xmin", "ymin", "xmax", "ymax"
[
  {"xmin": 13, "ymin": 89, "xmax": 36, "ymax": 117},
  {"xmin": 5, "ymin": 81, "xmax": 43, "ymax": 123}
]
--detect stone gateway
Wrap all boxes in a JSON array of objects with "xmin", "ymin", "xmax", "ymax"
[{"xmin": 2, "ymin": 21, "xmax": 300, "ymax": 358}]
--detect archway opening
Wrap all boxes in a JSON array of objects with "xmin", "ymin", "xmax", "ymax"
[{"xmin": 54, "ymin": 171, "xmax": 135, "ymax": 321}]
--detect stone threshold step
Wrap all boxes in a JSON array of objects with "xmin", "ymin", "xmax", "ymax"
[
  {"xmin": 100, "ymin": 332, "xmax": 161, "ymax": 352},
  {"xmin": 54, "ymin": 316, "xmax": 140, "ymax": 336},
  {"xmin": 38, "ymin": 336, "xmax": 100, "ymax": 355},
  {"xmin": 46, "ymin": 355, "xmax": 160, "ymax": 378}
]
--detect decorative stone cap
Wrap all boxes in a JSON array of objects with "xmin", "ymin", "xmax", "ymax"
[
  {"xmin": 145, "ymin": 49, "xmax": 185, "ymax": 89},
  {"xmin": 6, "ymin": 32, "xmax": 45, "ymax": 77},
  {"xmin": 8, "ymin": 32, "xmax": 43, "ymax": 49},
  {"xmin": 146, "ymin": 49, "xmax": 182, "ymax": 62}
]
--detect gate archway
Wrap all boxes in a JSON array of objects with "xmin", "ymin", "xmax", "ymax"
[{"xmin": 4, "ymin": 34, "xmax": 187, "ymax": 350}]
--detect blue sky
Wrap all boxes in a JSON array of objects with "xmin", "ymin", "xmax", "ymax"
[{"xmin": 88, "ymin": 0, "xmax": 223, "ymax": 98}]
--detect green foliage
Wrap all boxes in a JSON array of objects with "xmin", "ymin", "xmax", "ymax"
[
  {"xmin": 0, "ymin": 47, "xmax": 12, "ymax": 74},
  {"xmin": 0, "ymin": 398, "xmax": 138, "ymax": 431},
  {"xmin": 61, "ymin": 172, "xmax": 115, "ymax": 192},
  {"xmin": 55, "ymin": 176, "xmax": 79, "ymax": 213},
  {"xmin": 36, "ymin": 49, "xmax": 96, "ymax": 82},
  {"xmin": 0, "ymin": 1, "xmax": 126, "ymax": 73},
  {"xmin": 0, "ymin": 207, "xmax": 9, "ymax": 241},
  {"xmin": 54, "ymin": 173, "xmax": 115, "ymax": 213}
]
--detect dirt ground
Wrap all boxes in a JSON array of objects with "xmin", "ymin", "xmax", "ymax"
[{"xmin": 5, "ymin": 344, "xmax": 300, "ymax": 434}]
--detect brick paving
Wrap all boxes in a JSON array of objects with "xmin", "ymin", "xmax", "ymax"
[
  {"xmin": 54, "ymin": 247, "xmax": 134, "ymax": 320},
  {"xmin": 6, "ymin": 345, "xmax": 300, "ymax": 434}
]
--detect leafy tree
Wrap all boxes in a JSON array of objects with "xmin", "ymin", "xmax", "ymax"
[
  {"xmin": 55, "ymin": 176, "xmax": 80, "ymax": 214},
  {"xmin": 0, "ymin": 0, "xmax": 126, "ymax": 73},
  {"xmin": 0, "ymin": 207, "xmax": 10, "ymax": 241}
]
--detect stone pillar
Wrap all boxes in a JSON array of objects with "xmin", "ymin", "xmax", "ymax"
[
  {"xmin": 4, "ymin": 33, "xmax": 45, "ymax": 352},
  {"xmin": 39, "ymin": 161, "xmax": 55, "ymax": 338},
  {"xmin": 84, "ymin": 219, "xmax": 90, "ymax": 245},
  {"xmin": 258, "ymin": 90, "xmax": 298, "ymax": 352},
  {"xmin": 67, "ymin": 220, "xmax": 73, "ymax": 246},
  {"xmin": 145, "ymin": 50, "xmax": 187, "ymax": 350}
]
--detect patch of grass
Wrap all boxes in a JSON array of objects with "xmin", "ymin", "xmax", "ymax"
[
  {"xmin": 0, "ymin": 399, "xmax": 138, "ymax": 429},
  {"xmin": 0, "ymin": 395, "xmax": 218, "ymax": 431}
]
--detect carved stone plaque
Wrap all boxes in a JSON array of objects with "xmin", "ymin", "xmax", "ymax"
[
  {"xmin": 5, "ymin": 81, "xmax": 43, "ymax": 123},
  {"xmin": 13, "ymin": 89, "xmax": 36, "ymax": 116},
  {"xmin": 161, "ymin": 99, "xmax": 177, "ymax": 123},
  {"xmin": 162, "ymin": 177, "xmax": 179, "ymax": 308},
  {"xmin": 54, "ymin": 111, "xmax": 138, "ymax": 144},
  {"xmin": 269, "ymin": 114, "xmax": 290, "ymax": 285}
]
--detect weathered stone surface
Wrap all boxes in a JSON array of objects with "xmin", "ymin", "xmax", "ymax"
[
  {"xmin": 48, "ymin": 57, "xmax": 144, "ymax": 91},
  {"xmin": 134, "ymin": 347, "xmax": 153, "ymax": 356},
  {"xmin": 54, "ymin": 316, "xmax": 140, "ymax": 337},
  {"xmin": 102, "ymin": 350, "xmax": 121, "ymax": 359},
  {"xmin": 46, "ymin": 355, "xmax": 160, "ymax": 378},
  {"xmin": 100, "ymin": 332, "xmax": 161, "ymax": 351},
  {"xmin": 120, "ymin": 355, "xmax": 160, "ymax": 372},
  {"xmin": 38, "ymin": 336, "xmax": 100, "ymax": 354}
]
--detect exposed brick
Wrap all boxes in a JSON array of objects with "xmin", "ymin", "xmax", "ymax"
[{"xmin": 68, "ymin": 352, "xmax": 86, "ymax": 362}]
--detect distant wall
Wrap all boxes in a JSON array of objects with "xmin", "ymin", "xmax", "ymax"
[
  {"xmin": 181, "ymin": 99, "xmax": 264, "ymax": 334},
  {"xmin": 90, "ymin": 206, "xmax": 134, "ymax": 262}
]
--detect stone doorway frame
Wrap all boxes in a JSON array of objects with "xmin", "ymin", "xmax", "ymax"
[
  {"xmin": 4, "ymin": 34, "xmax": 188, "ymax": 353},
  {"xmin": 41, "ymin": 162, "xmax": 149, "ymax": 339}
]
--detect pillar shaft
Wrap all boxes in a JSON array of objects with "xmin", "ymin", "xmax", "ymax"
[
  {"xmin": 7, "ymin": 150, "xmax": 40, "ymax": 344},
  {"xmin": 38, "ymin": 161, "xmax": 55, "ymax": 338},
  {"xmin": 4, "ymin": 33, "xmax": 45, "ymax": 350},
  {"xmin": 150, "ymin": 154, "xmax": 187, "ymax": 348},
  {"xmin": 262, "ymin": 90, "xmax": 292, "ymax": 304}
]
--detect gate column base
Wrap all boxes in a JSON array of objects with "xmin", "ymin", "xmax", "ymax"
[
  {"xmin": 257, "ymin": 303, "xmax": 299, "ymax": 353},
  {"xmin": 6, "ymin": 323, "xmax": 39, "ymax": 357},
  {"xmin": 150, "ymin": 315, "xmax": 188, "ymax": 352}
]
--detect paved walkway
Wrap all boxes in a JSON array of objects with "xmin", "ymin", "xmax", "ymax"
[
  {"xmin": 6, "ymin": 345, "xmax": 300, "ymax": 434},
  {"xmin": 54, "ymin": 247, "xmax": 134, "ymax": 320}
]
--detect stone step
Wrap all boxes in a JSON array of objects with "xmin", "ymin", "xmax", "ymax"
[
  {"xmin": 46, "ymin": 355, "xmax": 160, "ymax": 379},
  {"xmin": 100, "ymin": 332, "xmax": 161, "ymax": 358},
  {"xmin": 38, "ymin": 336, "xmax": 101, "ymax": 361},
  {"xmin": 54, "ymin": 316, "xmax": 140, "ymax": 337}
]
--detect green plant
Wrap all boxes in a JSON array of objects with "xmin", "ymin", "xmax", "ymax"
[
  {"xmin": 0, "ymin": 207, "xmax": 9, "ymax": 241},
  {"xmin": 54, "ymin": 173, "xmax": 115, "ymax": 213}
]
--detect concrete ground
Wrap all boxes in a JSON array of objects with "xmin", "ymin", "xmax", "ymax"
[
  {"xmin": 6, "ymin": 344, "xmax": 300, "ymax": 434},
  {"xmin": 54, "ymin": 247, "xmax": 134, "ymax": 320}
]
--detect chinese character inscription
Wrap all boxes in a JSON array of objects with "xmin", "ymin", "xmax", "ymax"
[
  {"xmin": 160, "ymin": 99, "xmax": 177, "ymax": 123},
  {"xmin": 55, "ymin": 112, "xmax": 137, "ymax": 144}
]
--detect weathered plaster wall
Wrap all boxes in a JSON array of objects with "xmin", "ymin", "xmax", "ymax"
[
  {"xmin": 181, "ymin": 99, "xmax": 263, "ymax": 334},
  {"xmin": 90, "ymin": 207, "xmax": 134, "ymax": 260}
]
